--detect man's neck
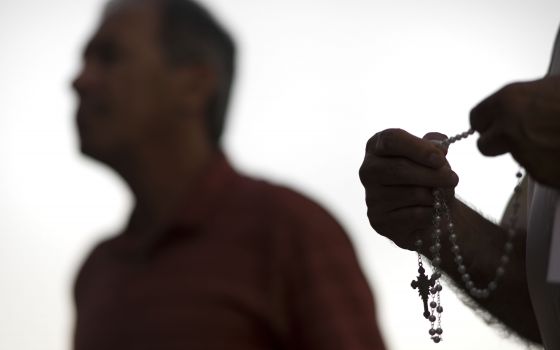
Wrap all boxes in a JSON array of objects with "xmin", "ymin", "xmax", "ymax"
[{"xmin": 120, "ymin": 139, "xmax": 215, "ymax": 237}]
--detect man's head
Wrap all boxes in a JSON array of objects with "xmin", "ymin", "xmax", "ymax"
[{"xmin": 73, "ymin": 0, "xmax": 235, "ymax": 164}]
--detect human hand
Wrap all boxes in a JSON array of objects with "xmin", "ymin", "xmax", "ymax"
[
  {"xmin": 470, "ymin": 77, "xmax": 560, "ymax": 188},
  {"xmin": 359, "ymin": 129, "xmax": 459, "ymax": 251}
]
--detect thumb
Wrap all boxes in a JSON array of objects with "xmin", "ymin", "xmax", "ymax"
[{"xmin": 423, "ymin": 132, "xmax": 449, "ymax": 155}]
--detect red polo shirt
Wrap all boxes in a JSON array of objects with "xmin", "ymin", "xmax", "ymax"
[{"xmin": 73, "ymin": 153, "xmax": 386, "ymax": 350}]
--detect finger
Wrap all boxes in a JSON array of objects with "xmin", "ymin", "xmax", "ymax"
[
  {"xmin": 469, "ymin": 84, "xmax": 509, "ymax": 133},
  {"xmin": 365, "ymin": 186, "xmax": 434, "ymax": 213},
  {"xmin": 470, "ymin": 82, "xmax": 523, "ymax": 133},
  {"xmin": 477, "ymin": 126, "xmax": 510, "ymax": 156},
  {"xmin": 367, "ymin": 128, "xmax": 447, "ymax": 169},
  {"xmin": 470, "ymin": 97, "xmax": 495, "ymax": 133},
  {"xmin": 423, "ymin": 132, "xmax": 449, "ymax": 155},
  {"xmin": 361, "ymin": 155, "xmax": 459, "ymax": 188},
  {"xmin": 368, "ymin": 206, "xmax": 434, "ymax": 250}
]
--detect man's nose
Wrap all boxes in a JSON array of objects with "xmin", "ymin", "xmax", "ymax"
[{"xmin": 72, "ymin": 64, "xmax": 95, "ymax": 96}]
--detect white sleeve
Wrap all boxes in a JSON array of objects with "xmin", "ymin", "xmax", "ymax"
[{"xmin": 547, "ymin": 192, "xmax": 560, "ymax": 283}]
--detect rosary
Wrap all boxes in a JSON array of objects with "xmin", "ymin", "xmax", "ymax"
[{"xmin": 411, "ymin": 128, "xmax": 523, "ymax": 343}]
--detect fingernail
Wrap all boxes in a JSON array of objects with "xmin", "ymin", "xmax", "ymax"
[{"xmin": 428, "ymin": 153, "xmax": 445, "ymax": 167}]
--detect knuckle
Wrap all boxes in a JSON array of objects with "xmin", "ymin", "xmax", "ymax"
[
  {"xmin": 499, "ymin": 83, "xmax": 524, "ymax": 110},
  {"xmin": 365, "ymin": 133, "xmax": 379, "ymax": 152},
  {"xmin": 374, "ymin": 128, "xmax": 404, "ymax": 154},
  {"xmin": 359, "ymin": 157, "xmax": 383, "ymax": 185},
  {"xmin": 367, "ymin": 210, "xmax": 388, "ymax": 233},
  {"xmin": 502, "ymin": 82, "xmax": 523, "ymax": 94},
  {"xmin": 470, "ymin": 106, "xmax": 484, "ymax": 129},
  {"xmin": 359, "ymin": 160, "xmax": 372, "ymax": 185},
  {"xmin": 365, "ymin": 194, "xmax": 384, "ymax": 215},
  {"xmin": 364, "ymin": 194, "xmax": 376, "ymax": 208}
]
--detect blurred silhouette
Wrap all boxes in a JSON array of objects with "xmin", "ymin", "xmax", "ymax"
[{"xmin": 72, "ymin": 0, "xmax": 386, "ymax": 349}]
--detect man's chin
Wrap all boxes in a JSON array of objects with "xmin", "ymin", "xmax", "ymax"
[
  {"xmin": 79, "ymin": 142, "xmax": 128, "ymax": 171},
  {"xmin": 79, "ymin": 142, "xmax": 109, "ymax": 163}
]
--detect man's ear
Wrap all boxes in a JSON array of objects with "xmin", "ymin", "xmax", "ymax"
[{"xmin": 173, "ymin": 64, "xmax": 218, "ymax": 117}]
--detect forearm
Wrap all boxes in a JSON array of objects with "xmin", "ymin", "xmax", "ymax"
[{"xmin": 424, "ymin": 199, "xmax": 541, "ymax": 343}]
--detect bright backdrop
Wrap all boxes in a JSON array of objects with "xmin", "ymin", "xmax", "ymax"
[{"xmin": 1, "ymin": 0, "xmax": 559, "ymax": 349}]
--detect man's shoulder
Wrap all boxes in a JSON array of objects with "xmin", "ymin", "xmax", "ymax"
[
  {"xmin": 236, "ymin": 173, "xmax": 327, "ymax": 211},
  {"xmin": 232, "ymin": 172, "xmax": 345, "ymax": 233}
]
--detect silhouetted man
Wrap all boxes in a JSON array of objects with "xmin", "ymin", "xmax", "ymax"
[{"xmin": 73, "ymin": 0, "xmax": 386, "ymax": 349}]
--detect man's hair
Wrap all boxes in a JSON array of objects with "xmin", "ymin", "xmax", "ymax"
[{"xmin": 159, "ymin": 0, "xmax": 236, "ymax": 146}]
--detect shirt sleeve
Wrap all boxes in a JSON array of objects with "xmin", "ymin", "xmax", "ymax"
[
  {"xmin": 276, "ymin": 192, "xmax": 386, "ymax": 350},
  {"xmin": 546, "ymin": 188, "xmax": 560, "ymax": 283}
]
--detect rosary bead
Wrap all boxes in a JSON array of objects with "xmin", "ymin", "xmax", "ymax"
[
  {"xmin": 415, "ymin": 239, "xmax": 423, "ymax": 248},
  {"xmin": 505, "ymin": 242, "xmax": 514, "ymax": 253},
  {"xmin": 413, "ymin": 129, "xmax": 523, "ymax": 342}
]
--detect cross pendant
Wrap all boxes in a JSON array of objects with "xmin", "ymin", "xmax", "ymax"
[{"xmin": 411, "ymin": 266, "xmax": 436, "ymax": 319}]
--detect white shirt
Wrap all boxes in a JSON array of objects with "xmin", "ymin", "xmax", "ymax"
[
  {"xmin": 527, "ymin": 181, "xmax": 560, "ymax": 350},
  {"xmin": 524, "ymin": 25, "xmax": 560, "ymax": 350}
]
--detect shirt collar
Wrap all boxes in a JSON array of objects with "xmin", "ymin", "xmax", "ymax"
[{"xmin": 174, "ymin": 150, "xmax": 238, "ymax": 229}]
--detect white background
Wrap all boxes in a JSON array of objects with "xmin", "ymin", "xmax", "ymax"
[{"xmin": 1, "ymin": 0, "xmax": 559, "ymax": 349}]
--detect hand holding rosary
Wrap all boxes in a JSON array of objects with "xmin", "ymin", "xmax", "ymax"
[{"xmin": 411, "ymin": 129, "xmax": 523, "ymax": 343}]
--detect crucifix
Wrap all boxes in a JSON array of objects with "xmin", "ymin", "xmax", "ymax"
[{"xmin": 411, "ymin": 265, "xmax": 437, "ymax": 319}]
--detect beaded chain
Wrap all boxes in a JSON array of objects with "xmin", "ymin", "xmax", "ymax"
[{"xmin": 411, "ymin": 128, "xmax": 523, "ymax": 343}]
